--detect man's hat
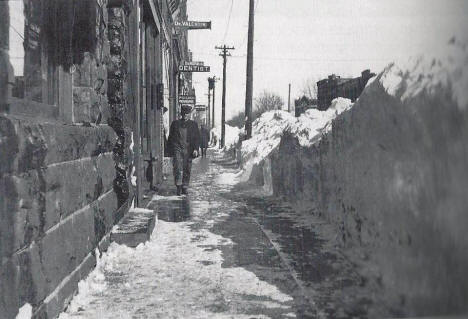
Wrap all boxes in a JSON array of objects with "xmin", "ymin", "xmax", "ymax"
[{"xmin": 181, "ymin": 104, "xmax": 192, "ymax": 114}]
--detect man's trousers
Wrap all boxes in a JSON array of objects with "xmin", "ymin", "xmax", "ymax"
[{"xmin": 172, "ymin": 150, "xmax": 192, "ymax": 187}]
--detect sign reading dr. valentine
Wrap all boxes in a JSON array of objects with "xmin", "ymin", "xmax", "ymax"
[
  {"xmin": 183, "ymin": 61, "xmax": 205, "ymax": 66},
  {"xmin": 174, "ymin": 21, "xmax": 212, "ymax": 30},
  {"xmin": 178, "ymin": 65, "xmax": 210, "ymax": 72}
]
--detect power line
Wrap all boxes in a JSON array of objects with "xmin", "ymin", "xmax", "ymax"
[
  {"xmin": 190, "ymin": 51, "xmax": 393, "ymax": 62},
  {"xmin": 9, "ymin": 25, "xmax": 24, "ymax": 41},
  {"xmin": 239, "ymin": 0, "xmax": 260, "ymax": 49},
  {"xmin": 222, "ymin": 0, "xmax": 234, "ymax": 43}
]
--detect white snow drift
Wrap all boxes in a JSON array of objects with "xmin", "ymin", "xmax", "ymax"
[{"xmin": 237, "ymin": 98, "xmax": 353, "ymax": 182}]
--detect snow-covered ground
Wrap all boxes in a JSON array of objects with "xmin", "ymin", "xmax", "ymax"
[
  {"xmin": 59, "ymin": 175, "xmax": 295, "ymax": 318},
  {"xmin": 59, "ymin": 222, "xmax": 291, "ymax": 318}
]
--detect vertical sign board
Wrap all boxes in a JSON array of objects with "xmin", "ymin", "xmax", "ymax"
[{"xmin": 179, "ymin": 95, "xmax": 196, "ymax": 106}]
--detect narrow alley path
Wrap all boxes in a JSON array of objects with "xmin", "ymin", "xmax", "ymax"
[{"xmin": 60, "ymin": 150, "xmax": 367, "ymax": 319}]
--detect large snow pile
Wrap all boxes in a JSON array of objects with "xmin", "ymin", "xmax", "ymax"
[
  {"xmin": 379, "ymin": 38, "xmax": 468, "ymax": 110},
  {"xmin": 211, "ymin": 124, "xmax": 242, "ymax": 151},
  {"xmin": 238, "ymin": 98, "xmax": 353, "ymax": 182}
]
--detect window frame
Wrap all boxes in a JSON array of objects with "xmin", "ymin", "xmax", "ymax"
[{"xmin": 6, "ymin": 0, "xmax": 73, "ymax": 123}]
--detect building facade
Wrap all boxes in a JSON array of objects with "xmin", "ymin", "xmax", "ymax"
[
  {"xmin": 317, "ymin": 69, "xmax": 375, "ymax": 110},
  {"xmin": 0, "ymin": 0, "xmax": 192, "ymax": 317}
]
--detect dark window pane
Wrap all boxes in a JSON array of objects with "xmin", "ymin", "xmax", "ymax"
[{"xmin": 8, "ymin": 0, "xmax": 56, "ymax": 105}]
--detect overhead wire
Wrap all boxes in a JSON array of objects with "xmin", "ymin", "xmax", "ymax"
[
  {"xmin": 238, "ymin": 0, "xmax": 260, "ymax": 49},
  {"xmin": 222, "ymin": 0, "xmax": 234, "ymax": 43}
]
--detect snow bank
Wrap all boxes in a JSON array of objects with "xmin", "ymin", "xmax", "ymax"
[
  {"xmin": 211, "ymin": 124, "xmax": 241, "ymax": 151},
  {"xmin": 238, "ymin": 98, "xmax": 353, "ymax": 182},
  {"xmin": 379, "ymin": 37, "xmax": 468, "ymax": 110},
  {"xmin": 15, "ymin": 304, "xmax": 32, "ymax": 319},
  {"xmin": 263, "ymin": 38, "xmax": 468, "ymax": 315}
]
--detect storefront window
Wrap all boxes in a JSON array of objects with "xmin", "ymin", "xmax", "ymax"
[{"xmin": 8, "ymin": 0, "xmax": 57, "ymax": 105}]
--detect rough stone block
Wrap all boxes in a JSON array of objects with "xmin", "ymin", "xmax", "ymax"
[
  {"xmin": 94, "ymin": 190, "xmax": 118, "ymax": 243},
  {"xmin": 44, "ymin": 152, "xmax": 116, "ymax": 229},
  {"xmin": 73, "ymin": 87, "xmax": 92, "ymax": 123},
  {"xmin": 35, "ymin": 252, "xmax": 97, "ymax": 319},
  {"xmin": 0, "ymin": 115, "xmax": 19, "ymax": 175},
  {"xmin": 0, "ymin": 116, "xmax": 116, "ymax": 175},
  {"xmin": 111, "ymin": 208, "xmax": 156, "ymax": 247},
  {"xmin": 108, "ymin": 78, "xmax": 124, "ymax": 104},
  {"xmin": 108, "ymin": 55, "xmax": 124, "ymax": 79},
  {"xmin": 17, "ymin": 241, "xmax": 48, "ymax": 306},
  {"xmin": 73, "ymin": 54, "xmax": 92, "ymax": 87},
  {"xmin": 0, "ymin": 256, "xmax": 20, "ymax": 318},
  {"xmin": 39, "ymin": 205, "xmax": 95, "ymax": 298},
  {"xmin": 0, "ymin": 172, "xmax": 46, "ymax": 258}
]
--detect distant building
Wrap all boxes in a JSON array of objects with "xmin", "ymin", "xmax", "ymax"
[
  {"xmin": 294, "ymin": 95, "xmax": 317, "ymax": 117},
  {"xmin": 317, "ymin": 70, "xmax": 375, "ymax": 110}
]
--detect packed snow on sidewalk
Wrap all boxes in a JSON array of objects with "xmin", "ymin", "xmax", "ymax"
[
  {"xmin": 59, "ymin": 220, "xmax": 293, "ymax": 318},
  {"xmin": 235, "ymin": 98, "xmax": 353, "ymax": 182}
]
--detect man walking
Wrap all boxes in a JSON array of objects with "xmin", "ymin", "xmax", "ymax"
[
  {"xmin": 200, "ymin": 124, "xmax": 210, "ymax": 157},
  {"xmin": 167, "ymin": 105, "xmax": 201, "ymax": 195}
]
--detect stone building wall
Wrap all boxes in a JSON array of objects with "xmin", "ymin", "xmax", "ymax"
[{"xmin": 0, "ymin": 1, "xmax": 133, "ymax": 318}]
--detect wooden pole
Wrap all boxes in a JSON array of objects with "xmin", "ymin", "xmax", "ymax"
[
  {"xmin": 288, "ymin": 83, "xmax": 291, "ymax": 112},
  {"xmin": 207, "ymin": 78, "xmax": 211, "ymax": 127},
  {"xmin": 244, "ymin": 0, "xmax": 255, "ymax": 139},
  {"xmin": 212, "ymin": 78, "xmax": 216, "ymax": 129},
  {"xmin": 215, "ymin": 46, "xmax": 234, "ymax": 148},
  {"xmin": 221, "ymin": 53, "xmax": 227, "ymax": 148}
]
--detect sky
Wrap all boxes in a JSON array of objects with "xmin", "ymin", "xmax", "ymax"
[{"xmin": 187, "ymin": 0, "xmax": 468, "ymax": 124}]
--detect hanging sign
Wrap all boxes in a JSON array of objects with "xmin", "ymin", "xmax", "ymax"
[
  {"xmin": 183, "ymin": 61, "xmax": 205, "ymax": 66},
  {"xmin": 179, "ymin": 95, "xmax": 196, "ymax": 105},
  {"xmin": 174, "ymin": 21, "xmax": 212, "ymax": 30},
  {"xmin": 178, "ymin": 65, "xmax": 210, "ymax": 72}
]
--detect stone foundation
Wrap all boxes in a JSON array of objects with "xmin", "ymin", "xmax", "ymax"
[{"xmin": 0, "ymin": 115, "xmax": 123, "ymax": 318}]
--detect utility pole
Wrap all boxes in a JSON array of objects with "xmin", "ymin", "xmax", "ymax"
[
  {"xmin": 244, "ymin": 0, "xmax": 255, "ymax": 139},
  {"xmin": 208, "ymin": 76, "xmax": 215, "ymax": 129},
  {"xmin": 215, "ymin": 45, "xmax": 235, "ymax": 148},
  {"xmin": 211, "ymin": 76, "xmax": 217, "ymax": 129},
  {"xmin": 207, "ymin": 79, "xmax": 211, "ymax": 127},
  {"xmin": 288, "ymin": 83, "xmax": 291, "ymax": 112}
]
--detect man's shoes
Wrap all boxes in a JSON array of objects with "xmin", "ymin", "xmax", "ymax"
[
  {"xmin": 176, "ymin": 186, "xmax": 182, "ymax": 196},
  {"xmin": 181, "ymin": 187, "xmax": 188, "ymax": 195}
]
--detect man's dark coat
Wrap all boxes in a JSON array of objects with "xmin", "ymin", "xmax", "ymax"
[
  {"xmin": 200, "ymin": 128, "xmax": 210, "ymax": 148},
  {"xmin": 167, "ymin": 119, "xmax": 201, "ymax": 157}
]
